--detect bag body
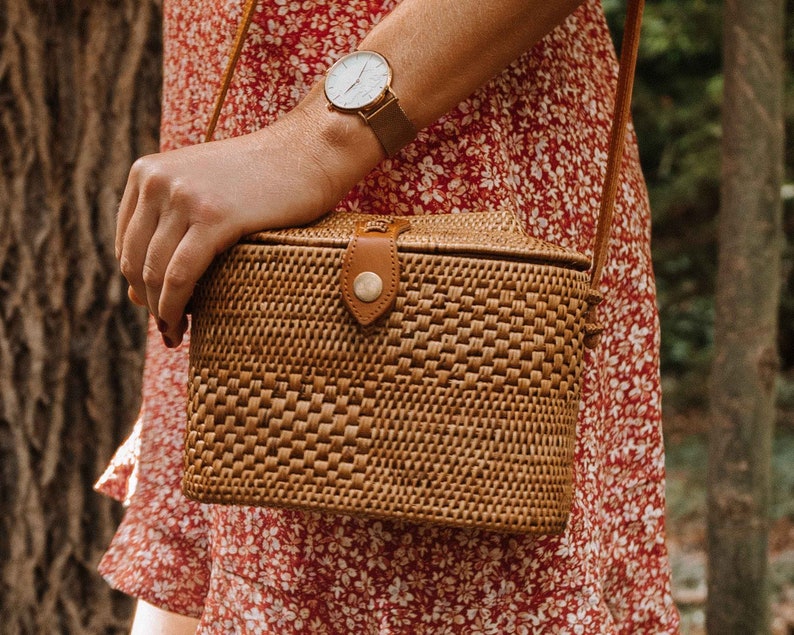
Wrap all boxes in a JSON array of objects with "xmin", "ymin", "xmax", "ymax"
[
  {"xmin": 182, "ymin": 0, "xmax": 645, "ymax": 535},
  {"xmin": 184, "ymin": 210, "xmax": 592, "ymax": 534}
]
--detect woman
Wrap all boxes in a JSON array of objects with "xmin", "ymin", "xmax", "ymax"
[{"xmin": 99, "ymin": 0, "xmax": 681, "ymax": 632}]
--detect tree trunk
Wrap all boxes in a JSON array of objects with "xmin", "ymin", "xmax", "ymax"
[
  {"xmin": 0, "ymin": 1, "xmax": 161, "ymax": 633},
  {"xmin": 707, "ymin": 1, "xmax": 785, "ymax": 633}
]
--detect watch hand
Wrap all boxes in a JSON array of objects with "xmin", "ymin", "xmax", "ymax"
[
  {"xmin": 341, "ymin": 63, "xmax": 367, "ymax": 94},
  {"xmin": 343, "ymin": 60, "xmax": 370, "ymax": 93},
  {"xmin": 356, "ymin": 60, "xmax": 370, "ymax": 82},
  {"xmin": 343, "ymin": 64, "xmax": 371, "ymax": 94}
]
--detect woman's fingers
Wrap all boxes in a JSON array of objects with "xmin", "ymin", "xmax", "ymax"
[
  {"xmin": 122, "ymin": 199, "xmax": 222, "ymax": 348},
  {"xmin": 128, "ymin": 286, "xmax": 146, "ymax": 306},
  {"xmin": 157, "ymin": 223, "xmax": 225, "ymax": 347},
  {"xmin": 117, "ymin": 154, "xmax": 222, "ymax": 334},
  {"xmin": 118, "ymin": 157, "xmax": 170, "ymax": 317},
  {"xmin": 141, "ymin": 210, "xmax": 190, "ymax": 330},
  {"xmin": 115, "ymin": 162, "xmax": 141, "ymax": 261}
]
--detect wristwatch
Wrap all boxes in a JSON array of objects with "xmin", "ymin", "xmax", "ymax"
[{"xmin": 324, "ymin": 50, "xmax": 417, "ymax": 157}]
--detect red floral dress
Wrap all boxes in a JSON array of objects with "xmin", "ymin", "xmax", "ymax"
[{"xmin": 96, "ymin": 1, "xmax": 681, "ymax": 632}]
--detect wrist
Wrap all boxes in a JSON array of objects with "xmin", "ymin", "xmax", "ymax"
[{"xmin": 293, "ymin": 83, "xmax": 386, "ymax": 211}]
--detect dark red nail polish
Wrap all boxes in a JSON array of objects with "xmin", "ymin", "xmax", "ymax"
[
  {"xmin": 162, "ymin": 334, "xmax": 175, "ymax": 348},
  {"xmin": 157, "ymin": 318, "xmax": 168, "ymax": 333}
]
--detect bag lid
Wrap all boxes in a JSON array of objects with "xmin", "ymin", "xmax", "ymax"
[{"xmin": 244, "ymin": 210, "xmax": 591, "ymax": 271}]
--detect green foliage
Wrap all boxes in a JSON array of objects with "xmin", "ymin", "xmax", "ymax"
[{"xmin": 605, "ymin": 0, "xmax": 794, "ymax": 411}]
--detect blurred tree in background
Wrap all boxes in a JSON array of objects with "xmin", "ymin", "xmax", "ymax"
[
  {"xmin": 605, "ymin": 0, "xmax": 794, "ymax": 421},
  {"xmin": 0, "ymin": 0, "xmax": 159, "ymax": 631}
]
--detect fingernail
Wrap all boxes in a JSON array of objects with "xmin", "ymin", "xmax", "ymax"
[
  {"xmin": 162, "ymin": 334, "xmax": 175, "ymax": 348},
  {"xmin": 157, "ymin": 318, "xmax": 168, "ymax": 333}
]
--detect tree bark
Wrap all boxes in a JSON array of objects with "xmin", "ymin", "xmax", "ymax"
[
  {"xmin": 0, "ymin": 1, "xmax": 161, "ymax": 632},
  {"xmin": 707, "ymin": 1, "xmax": 785, "ymax": 633}
]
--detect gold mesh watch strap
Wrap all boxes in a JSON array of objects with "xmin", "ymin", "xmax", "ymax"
[{"xmin": 362, "ymin": 91, "xmax": 417, "ymax": 157}]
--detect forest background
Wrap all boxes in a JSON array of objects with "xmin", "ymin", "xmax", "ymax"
[
  {"xmin": 0, "ymin": 0, "xmax": 791, "ymax": 632},
  {"xmin": 603, "ymin": 0, "xmax": 794, "ymax": 632}
]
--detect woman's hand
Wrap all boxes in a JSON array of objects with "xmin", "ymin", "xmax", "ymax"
[{"xmin": 115, "ymin": 88, "xmax": 382, "ymax": 347}]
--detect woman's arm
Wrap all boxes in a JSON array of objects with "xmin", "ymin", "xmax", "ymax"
[{"xmin": 116, "ymin": 0, "xmax": 585, "ymax": 347}]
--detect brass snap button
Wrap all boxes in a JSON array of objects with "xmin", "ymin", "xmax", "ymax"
[{"xmin": 353, "ymin": 272, "xmax": 383, "ymax": 303}]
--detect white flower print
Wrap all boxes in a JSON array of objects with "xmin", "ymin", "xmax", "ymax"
[{"xmin": 96, "ymin": 1, "xmax": 679, "ymax": 633}]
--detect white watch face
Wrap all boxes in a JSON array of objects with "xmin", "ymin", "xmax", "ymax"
[{"xmin": 324, "ymin": 50, "xmax": 391, "ymax": 111}]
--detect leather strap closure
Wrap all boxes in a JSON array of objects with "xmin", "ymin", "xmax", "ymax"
[
  {"xmin": 341, "ymin": 218, "xmax": 411, "ymax": 326},
  {"xmin": 583, "ymin": 290, "xmax": 604, "ymax": 349}
]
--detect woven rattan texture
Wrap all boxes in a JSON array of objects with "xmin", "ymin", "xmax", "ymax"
[{"xmin": 184, "ymin": 213, "xmax": 591, "ymax": 534}]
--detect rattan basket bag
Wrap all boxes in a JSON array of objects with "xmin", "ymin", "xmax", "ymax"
[{"xmin": 183, "ymin": 0, "xmax": 645, "ymax": 534}]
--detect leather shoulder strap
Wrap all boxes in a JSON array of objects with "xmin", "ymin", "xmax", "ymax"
[
  {"xmin": 589, "ymin": 0, "xmax": 645, "ymax": 293},
  {"xmin": 583, "ymin": 0, "xmax": 645, "ymax": 348},
  {"xmin": 204, "ymin": 0, "xmax": 260, "ymax": 143}
]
